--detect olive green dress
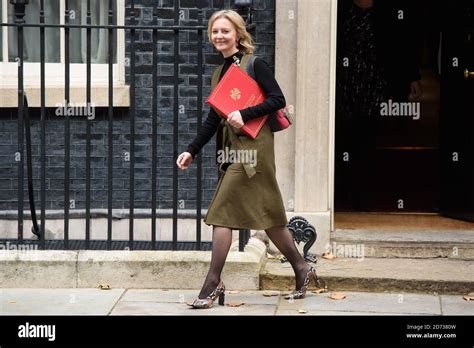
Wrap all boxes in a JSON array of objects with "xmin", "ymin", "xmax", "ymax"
[{"xmin": 204, "ymin": 55, "xmax": 288, "ymax": 230}]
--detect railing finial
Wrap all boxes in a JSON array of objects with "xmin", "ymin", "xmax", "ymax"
[{"xmin": 10, "ymin": 0, "xmax": 29, "ymax": 24}]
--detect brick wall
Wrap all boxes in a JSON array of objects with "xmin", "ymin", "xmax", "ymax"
[{"xmin": 0, "ymin": 0, "xmax": 276, "ymax": 212}]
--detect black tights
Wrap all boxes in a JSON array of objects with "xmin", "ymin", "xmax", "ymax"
[{"xmin": 198, "ymin": 225, "xmax": 309, "ymax": 299}]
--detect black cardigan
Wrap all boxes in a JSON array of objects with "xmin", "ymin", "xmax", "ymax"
[{"xmin": 186, "ymin": 51, "xmax": 285, "ymax": 158}]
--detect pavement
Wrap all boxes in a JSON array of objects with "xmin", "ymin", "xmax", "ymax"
[{"xmin": 1, "ymin": 288, "xmax": 473, "ymax": 316}]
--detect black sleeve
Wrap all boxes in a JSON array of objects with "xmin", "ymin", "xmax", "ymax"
[
  {"xmin": 240, "ymin": 58, "xmax": 286, "ymax": 122},
  {"xmin": 186, "ymin": 108, "xmax": 221, "ymax": 159}
]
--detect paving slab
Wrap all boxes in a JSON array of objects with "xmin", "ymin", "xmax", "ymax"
[
  {"xmin": 120, "ymin": 289, "xmax": 198, "ymax": 303},
  {"xmin": 222, "ymin": 290, "xmax": 281, "ymax": 305},
  {"xmin": 111, "ymin": 301, "xmax": 276, "ymax": 315},
  {"xmin": 112, "ymin": 289, "xmax": 280, "ymax": 315},
  {"xmin": 2, "ymin": 288, "xmax": 470, "ymax": 316},
  {"xmin": 275, "ymin": 310, "xmax": 424, "ymax": 316},
  {"xmin": 0, "ymin": 288, "xmax": 125, "ymax": 315},
  {"xmin": 276, "ymin": 291, "xmax": 442, "ymax": 315},
  {"xmin": 440, "ymin": 295, "xmax": 474, "ymax": 315},
  {"xmin": 121, "ymin": 289, "xmax": 280, "ymax": 305}
]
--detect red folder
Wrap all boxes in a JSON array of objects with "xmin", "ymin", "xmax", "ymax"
[{"xmin": 205, "ymin": 64, "xmax": 268, "ymax": 139}]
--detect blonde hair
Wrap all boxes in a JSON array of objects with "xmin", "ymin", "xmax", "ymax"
[{"xmin": 207, "ymin": 10, "xmax": 255, "ymax": 54}]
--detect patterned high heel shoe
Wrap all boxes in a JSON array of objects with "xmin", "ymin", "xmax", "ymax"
[
  {"xmin": 188, "ymin": 280, "xmax": 226, "ymax": 309},
  {"xmin": 284, "ymin": 266, "xmax": 320, "ymax": 300}
]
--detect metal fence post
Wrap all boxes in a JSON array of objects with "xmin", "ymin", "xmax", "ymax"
[{"xmin": 11, "ymin": 0, "xmax": 29, "ymax": 244}]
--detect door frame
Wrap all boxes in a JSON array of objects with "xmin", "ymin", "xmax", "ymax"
[{"xmin": 329, "ymin": 0, "xmax": 338, "ymax": 231}]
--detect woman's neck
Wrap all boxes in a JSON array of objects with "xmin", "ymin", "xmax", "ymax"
[
  {"xmin": 353, "ymin": 0, "xmax": 374, "ymax": 9},
  {"xmin": 222, "ymin": 47, "xmax": 240, "ymax": 59}
]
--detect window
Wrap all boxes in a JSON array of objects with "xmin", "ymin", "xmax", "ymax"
[{"xmin": 1, "ymin": 0, "xmax": 125, "ymax": 86}]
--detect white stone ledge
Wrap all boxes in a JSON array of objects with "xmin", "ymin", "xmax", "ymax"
[
  {"xmin": 0, "ymin": 238, "xmax": 267, "ymax": 290},
  {"xmin": 0, "ymin": 85, "xmax": 130, "ymax": 108},
  {"xmin": 0, "ymin": 209, "xmax": 209, "ymax": 220}
]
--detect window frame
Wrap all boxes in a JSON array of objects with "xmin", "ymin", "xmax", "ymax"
[{"xmin": 0, "ymin": 0, "xmax": 125, "ymax": 87}]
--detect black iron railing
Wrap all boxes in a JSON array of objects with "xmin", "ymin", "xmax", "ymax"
[{"xmin": 0, "ymin": 0, "xmax": 251, "ymax": 252}]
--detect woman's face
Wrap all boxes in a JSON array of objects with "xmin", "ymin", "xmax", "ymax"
[{"xmin": 211, "ymin": 17, "xmax": 239, "ymax": 55}]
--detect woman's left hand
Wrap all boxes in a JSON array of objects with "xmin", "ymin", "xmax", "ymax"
[{"xmin": 227, "ymin": 110, "xmax": 244, "ymax": 129}]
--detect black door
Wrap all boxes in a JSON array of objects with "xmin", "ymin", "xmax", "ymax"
[
  {"xmin": 440, "ymin": 0, "xmax": 474, "ymax": 221},
  {"xmin": 335, "ymin": 0, "xmax": 440, "ymax": 213}
]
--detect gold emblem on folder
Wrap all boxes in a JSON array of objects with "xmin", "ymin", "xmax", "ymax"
[{"xmin": 230, "ymin": 88, "xmax": 241, "ymax": 100}]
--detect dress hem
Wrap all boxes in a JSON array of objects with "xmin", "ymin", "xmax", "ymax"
[{"xmin": 204, "ymin": 212, "xmax": 288, "ymax": 231}]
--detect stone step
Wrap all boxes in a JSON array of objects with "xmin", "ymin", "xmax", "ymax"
[
  {"xmin": 260, "ymin": 258, "xmax": 474, "ymax": 294},
  {"xmin": 330, "ymin": 229, "xmax": 474, "ymax": 259}
]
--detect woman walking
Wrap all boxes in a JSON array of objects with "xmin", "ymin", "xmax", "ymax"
[{"xmin": 176, "ymin": 9, "xmax": 318, "ymax": 309}]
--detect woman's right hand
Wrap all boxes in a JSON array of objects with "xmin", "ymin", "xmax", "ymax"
[{"xmin": 176, "ymin": 152, "xmax": 193, "ymax": 170}]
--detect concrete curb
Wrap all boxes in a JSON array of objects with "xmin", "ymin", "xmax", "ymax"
[
  {"xmin": 331, "ymin": 229, "xmax": 474, "ymax": 260},
  {"xmin": 0, "ymin": 238, "xmax": 267, "ymax": 290},
  {"xmin": 260, "ymin": 258, "xmax": 474, "ymax": 295}
]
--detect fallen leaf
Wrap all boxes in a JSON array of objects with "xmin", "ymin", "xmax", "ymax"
[
  {"xmin": 227, "ymin": 290, "xmax": 240, "ymax": 294},
  {"xmin": 262, "ymin": 291, "xmax": 280, "ymax": 297},
  {"xmin": 321, "ymin": 252, "xmax": 336, "ymax": 260},
  {"xmin": 267, "ymin": 253, "xmax": 284, "ymax": 260},
  {"xmin": 312, "ymin": 288, "xmax": 327, "ymax": 294},
  {"xmin": 8, "ymin": 300, "xmax": 16, "ymax": 304},
  {"xmin": 328, "ymin": 292, "xmax": 346, "ymax": 300},
  {"xmin": 226, "ymin": 302, "xmax": 244, "ymax": 307},
  {"xmin": 463, "ymin": 295, "xmax": 474, "ymax": 301},
  {"xmin": 97, "ymin": 284, "xmax": 111, "ymax": 290},
  {"xmin": 297, "ymin": 309, "xmax": 307, "ymax": 314}
]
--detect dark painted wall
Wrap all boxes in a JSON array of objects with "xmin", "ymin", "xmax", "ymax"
[{"xmin": 0, "ymin": 0, "xmax": 276, "ymax": 212}]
